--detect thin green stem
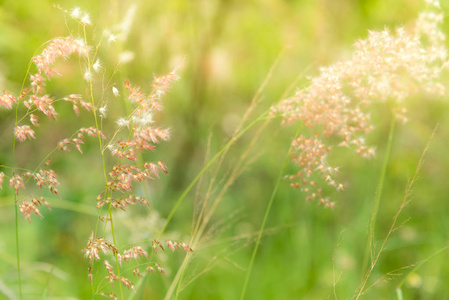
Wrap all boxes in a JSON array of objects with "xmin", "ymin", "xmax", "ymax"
[
  {"xmin": 388, "ymin": 243, "xmax": 449, "ymax": 300},
  {"xmin": 13, "ymin": 61, "xmax": 25, "ymax": 300},
  {"xmin": 239, "ymin": 124, "xmax": 301, "ymax": 300},
  {"xmin": 395, "ymin": 288, "xmax": 403, "ymax": 300},
  {"xmin": 10, "ymin": 37, "xmax": 58, "ymax": 300},
  {"xmin": 83, "ymin": 25, "xmax": 123, "ymax": 299},
  {"xmin": 175, "ymin": 252, "xmax": 191, "ymax": 299},
  {"xmin": 361, "ymin": 115, "xmax": 396, "ymax": 277},
  {"xmin": 128, "ymin": 111, "xmax": 270, "ymax": 300},
  {"xmin": 355, "ymin": 124, "xmax": 436, "ymax": 299},
  {"xmin": 14, "ymin": 198, "xmax": 22, "ymax": 299},
  {"xmin": 170, "ymin": 117, "xmax": 271, "ymax": 299},
  {"xmin": 158, "ymin": 110, "xmax": 271, "ymax": 240}
]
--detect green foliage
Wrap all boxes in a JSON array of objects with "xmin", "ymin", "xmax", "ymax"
[{"xmin": 1, "ymin": 0, "xmax": 449, "ymax": 299}]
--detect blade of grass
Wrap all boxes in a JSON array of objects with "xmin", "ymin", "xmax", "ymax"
[
  {"xmin": 128, "ymin": 110, "xmax": 271, "ymax": 300},
  {"xmin": 361, "ymin": 115, "xmax": 396, "ymax": 277},
  {"xmin": 388, "ymin": 243, "xmax": 449, "ymax": 300},
  {"xmin": 395, "ymin": 288, "xmax": 403, "ymax": 300},
  {"xmin": 158, "ymin": 110, "xmax": 270, "ymax": 239},
  {"xmin": 355, "ymin": 124, "xmax": 438, "ymax": 299},
  {"xmin": 239, "ymin": 124, "xmax": 302, "ymax": 300}
]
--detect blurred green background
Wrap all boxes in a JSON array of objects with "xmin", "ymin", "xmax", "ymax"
[{"xmin": 1, "ymin": 0, "xmax": 449, "ymax": 299}]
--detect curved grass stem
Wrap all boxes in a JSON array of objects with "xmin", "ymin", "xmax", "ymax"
[
  {"xmin": 389, "ymin": 243, "xmax": 449, "ymax": 300},
  {"xmin": 83, "ymin": 25, "xmax": 124, "ymax": 299},
  {"xmin": 158, "ymin": 110, "xmax": 270, "ymax": 240},
  {"xmin": 356, "ymin": 124, "xmax": 437, "ymax": 299},
  {"xmin": 361, "ymin": 115, "xmax": 396, "ymax": 277},
  {"xmin": 239, "ymin": 124, "xmax": 302, "ymax": 300}
]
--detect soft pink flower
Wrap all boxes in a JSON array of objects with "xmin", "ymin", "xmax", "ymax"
[
  {"xmin": 14, "ymin": 125, "xmax": 35, "ymax": 142},
  {"xmin": 0, "ymin": 91, "xmax": 16, "ymax": 109}
]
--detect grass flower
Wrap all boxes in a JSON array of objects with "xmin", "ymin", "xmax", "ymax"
[
  {"xmin": 0, "ymin": 172, "xmax": 4, "ymax": 189},
  {"xmin": 272, "ymin": 2, "xmax": 447, "ymax": 206},
  {"xmin": 93, "ymin": 58, "xmax": 103, "ymax": 73},
  {"xmin": 14, "ymin": 125, "xmax": 35, "ymax": 142},
  {"xmin": 99, "ymin": 104, "xmax": 107, "ymax": 118},
  {"xmin": 32, "ymin": 38, "xmax": 90, "ymax": 80},
  {"xmin": 80, "ymin": 13, "xmax": 91, "ymax": 25},
  {"xmin": 70, "ymin": 7, "xmax": 82, "ymax": 19},
  {"xmin": 112, "ymin": 86, "xmax": 119, "ymax": 97},
  {"xmin": 0, "ymin": 91, "xmax": 16, "ymax": 109},
  {"xmin": 18, "ymin": 196, "xmax": 51, "ymax": 222}
]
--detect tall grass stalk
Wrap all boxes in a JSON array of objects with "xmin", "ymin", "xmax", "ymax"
[
  {"xmin": 163, "ymin": 52, "xmax": 298, "ymax": 299},
  {"xmin": 355, "ymin": 125, "xmax": 438, "ymax": 299},
  {"xmin": 395, "ymin": 288, "xmax": 404, "ymax": 300},
  {"xmin": 82, "ymin": 26, "xmax": 124, "ymax": 299},
  {"xmin": 389, "ymin": 243, "xmax": 449, "ymax": 299},
  {"xmin": 361, "ymin": 115, "xmax": 396, "ymax": 276},
  {"xmin": 159, "ymin": 49, "xmax": 287, "ymax": 244},
  {"xmin": 239, "ymin": 124, "xmax": 302, "ymax": 300},
  {"xmin": 160, "ymin": 58, "xmax": 312, "ymax": 300},
  {"xmin": 127, "ymin": 110, "xmax": 271, "ymax": 300},
  {"xmin": 14, "ymin": 200, "xmax": 21, "ymax": 300},
  {"xmin": 160, "ymin": 110, "xmax": 270, "ymax": 240},
  {"xmin": 163, "ymin": 111, "xmax": 269, "ymax": 300},
  {"xmin": 13, "ymin": 46, "xmax": 41, "ymax": 300},
  {"xmin": 174, "ymin": 118, "xmax": 271, "ymax": 297}
]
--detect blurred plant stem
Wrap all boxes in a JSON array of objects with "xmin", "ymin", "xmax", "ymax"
[
  {"xmin": 357, "ymin": 124, "xmax": 437, "ymax": 299},
  {"xmin": 127, "ymin": 109, "xmax": 270, "ymax": 300},
  {"xmin": 389, "ymin": 243, "xmax": 449, "ymax": 300},
  {"xmin": 361, "ymin": 114, "xmax": 396, "ymax": 278},
  {"xmin": 82, "ymin": 24, "xmax": 124, "ymax": 299},
  {"xmin": 239, "ymin": 124, "xmax": 302, "ymax": 300}
]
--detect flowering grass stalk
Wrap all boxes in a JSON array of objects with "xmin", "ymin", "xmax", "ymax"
[
  {"xmin": 1, "ymin": 1, "xmax": 448, "ymax": 299},
  {"xmin": 125, "ymin": 109, "xmax": 271, "ymax": 299},
  {"xmin": 239, "ymin": 124, "xmax": 302, "ymax": 300},
  {"xmin": 355, "ymin": 125, "xmax": 437, "ymax": 299},
  {"xmin": 163, "ymin": 52, "xmax": 289, "ymax": 299},
  {"xmin": 0, "ymin": 6, "xmax": 192, "ymax": 299},
  {"xmin": 237, "ymin": 0, "xmax": 447, "ymax": 298},
  {"xmin": 271, "ymin": 0, "xmax": 447, "ymax": 207},
  {"xmin": 361, "ymin": 116, "xmax": 396, "ymax": 277}
]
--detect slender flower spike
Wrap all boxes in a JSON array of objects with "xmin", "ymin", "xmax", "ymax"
[
  {"xmin": 0, "ymin": 91, "xmax": 16, "ymax": 109},
  {"xmin": 133, "ymin": 268, "xmax": 143, "ymax": 278},
  {"xmin": 70, "ymin": 6, "xmax": 82, "ymax": 19},
  {"xmin": 98, "ymin": 292, "xmax": 117, "ymax": 300},
  {"xmin": 82, "ymin": 233, "xmax": 117, "ymax": 264},
  {"xmin": 30, "ymin": 114, "xmax": 39, "ymax": 126},
  {"xmin": 87, "ymin": 267, "xmax": 93, "ymax": 285},
  {"xmin": 179, "ymin": 242, "xmax": 193, "ymax": 253},
  {"xmin": 80, "ymin": 13, "xmax": 91, "ymax": 25},
  {"xmin": 116, "ymin": 118, "xmax": 129, "ymax": 128},
  {"xmin": 93, "ymin": 59, "xmax": 103, "ymax": 73},
  {"xmin": 272, "ymin": 3, "xmax": 447, "ymax": 206},
  {"xmin": 10, "ymin": 175, "xmax": 25, "ymax": 195},
  {"xmin": 19, "ymin": 200, "xmax": 42, "ymax": 222},
  {"xmin": 112, "ymin": 86, "xmax": 119, "ymax": 97},
  {"xmin": 120, "ymin": 277, "xmax": 136, "ymax": 292},
  {"xmin": 155, "ymin": 263, "xmax": 165, "ymax": 275},
  {"xmin": 0, "ymin": 172, "xmax": 4, "ymax": 189},
  {"xmin": 32, "ymin": 37, "xmax": 90, "ymax": 79},
  {"xmin": 84, "ymin": 70, "xmax": 92, "ymax": 81},
  {"xmin": 18, "ymin": 196, "xmax": 51, "ymax": 222},
  {"xmin": 14, "ymin": 125, "xmax": 35, "ymax": 142},
  {"xmin": 157, "ymin": 161, "xmax": 168, "ymax": 174},
  {"xmin": 108, "ymin": 34, "xmax": 118, "ymax": 43},
  {"xmin": 167, "ymin": 240, "xmax": 175, "ymax": 252},
  {"xmin": 99, "ymin": 105, "xmax": 107, "ymax": 118}
]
